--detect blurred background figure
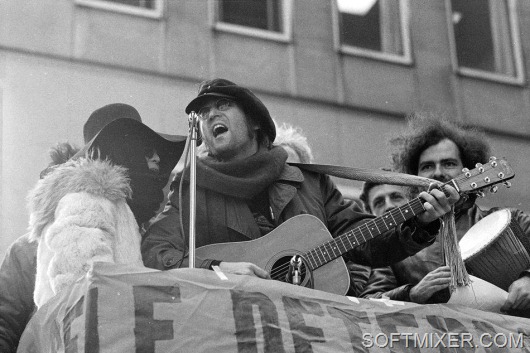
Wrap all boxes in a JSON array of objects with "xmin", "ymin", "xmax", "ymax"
[
  {"xmin": 356, "ymin": 178, "xmax": 453, "ymax": 305},
  {"xmin": 359, "ymin": 171, "xmax": 409, "ymax": 216},
  {"xmin": 348, "ymin": 178, "xmax": 415, "ymax": 298},
  {"xmin": 273, "ymin": 122, "xmax": 314, "ymax": 164}
]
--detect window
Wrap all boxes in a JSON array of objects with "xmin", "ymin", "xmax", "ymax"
[
  {"xmin": 75, "ymin": 0, "xmax": 164, "ymax": 18},
  {"xmin": 333, "ymin": 0, "xmax": 412, "ymax": 64},
  {"xmin": 211, "ymin": 0, "xmax": 293, "ymax": 42},
  {"xmin": 447, "ymin": 0, "xmax": 524, "ymax": 85}
]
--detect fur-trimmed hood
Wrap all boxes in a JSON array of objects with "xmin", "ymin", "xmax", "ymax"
[{"xmin": 28, "ymin": 158, "xmax": 131, "ymax": 242}]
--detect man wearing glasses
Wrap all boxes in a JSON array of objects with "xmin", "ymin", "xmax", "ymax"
[{"xmin": 141, "ymin": 78, "xmax": 459, "ymax": 286}]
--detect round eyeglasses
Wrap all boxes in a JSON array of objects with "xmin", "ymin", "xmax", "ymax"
[{"xmin": 197, "ymin": 99, "xmax": 233, "ymax": 121}]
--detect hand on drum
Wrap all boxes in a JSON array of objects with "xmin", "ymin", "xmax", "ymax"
[
  {"xmin": 219, "ymin": 261, "xmax": 271, "ymax": 279},
  {"xmin": 501, "ymin": 275, "xmax": 530, "ymax": 313},
  {"xmin": 409, "ymin": 266, "xmax": 452, "ymax": 304},
  {"xmin": 415, "ymin": 185, "xmax": 460, "ymax": 225}
]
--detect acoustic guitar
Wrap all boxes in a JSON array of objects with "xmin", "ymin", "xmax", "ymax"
[{"xmin": 196, "ymin": 158, "xmax": 514, "ymax": 295}]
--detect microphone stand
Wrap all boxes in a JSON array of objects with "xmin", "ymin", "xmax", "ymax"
[{"xmin": 188, "ymin": 112, "xmax": 199, "ymax": 268}]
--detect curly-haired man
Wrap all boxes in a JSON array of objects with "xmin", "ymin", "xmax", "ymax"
[{"xmin": 359, "ymin": 113, "xmax": 530, "ymax": 317}]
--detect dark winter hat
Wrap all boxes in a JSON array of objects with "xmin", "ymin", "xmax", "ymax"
[
  {"xmin": 83, "ymin": 103, "xmax": 142, "ymax": 144},
  {"xmin": 74, "ymin": 118, "xmax": 186, "ymax": 176},
  {"xmin": 185, "ymin": 78, "xmax": 276, "ymax": 142}
]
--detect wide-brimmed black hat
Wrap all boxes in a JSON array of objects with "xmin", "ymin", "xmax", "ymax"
[
  {"xmin": 83, "ymin": 103, "xmax": 143, "ymax": 144},
  {"xmin": 185, "ymin": 78, "xmax": 276, "ymax": 142},
  {"xmin": 73, "ymin": 118, "xmax": 186, "ymax": 175}
]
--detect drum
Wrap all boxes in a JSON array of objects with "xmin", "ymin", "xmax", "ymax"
[{"xmin": 459, "ymin": 209, "xmax": 530, "ymax": 291}]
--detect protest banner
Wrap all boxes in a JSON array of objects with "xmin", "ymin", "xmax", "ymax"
[{"xmin": 18, "ymin": 262, "xmax": 530, "ymax": 353}]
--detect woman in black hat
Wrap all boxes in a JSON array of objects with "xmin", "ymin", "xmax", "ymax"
[
  {"xmin": 75, "ymin": 117, "xmax": 186, "ymax": 226},
  {"xmin": 27, "ymin": 114, "xmax": 185, "ymax": 308}
]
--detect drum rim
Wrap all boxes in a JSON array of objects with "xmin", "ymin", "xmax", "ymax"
[{"xmin": 459, "ymin": 209, "xmax": 511, "ymax": 261}]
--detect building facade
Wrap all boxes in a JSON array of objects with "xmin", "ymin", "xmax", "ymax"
[{"xmin": 1, "ymin": 0, "xmax": 529, "ymax": 259}]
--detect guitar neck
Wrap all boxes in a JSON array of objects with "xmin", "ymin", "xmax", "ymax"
[
  {"xmin": 304, "ymin": 197, "xmax": 426, "ymax": 270},
  {"xmin": 301, "ymin": 155, "xmax": 514, "ymax": 271}
]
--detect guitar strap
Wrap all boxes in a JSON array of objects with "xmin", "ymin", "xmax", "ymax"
[{"xmin": 290, "ymin": 162, "xmax": 438, "ymax": 188}]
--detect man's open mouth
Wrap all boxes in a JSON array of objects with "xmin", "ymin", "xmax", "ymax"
[{"xmin": 212, "ymin": 123, "xmax": 228, "ymax": 138}]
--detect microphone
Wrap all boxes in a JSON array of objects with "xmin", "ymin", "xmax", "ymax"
[{"xmin": 187, "ymin": 112, "xmax": 199, "ymax": 268}]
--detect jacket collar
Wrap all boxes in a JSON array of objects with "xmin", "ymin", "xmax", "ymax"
[
  {"xmin": 268, "ymin": 164, "xmax": 304, "ymax": 222},
  {"xmin": 278, "ymin": 163, "xmax": 304, "ymax": 183}
]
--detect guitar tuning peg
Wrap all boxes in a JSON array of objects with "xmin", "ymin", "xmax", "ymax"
[
  {"xmin": 462, "ymin": 168, "xmax": 469, "ymax": 173},
  {"xmin": 489, "ymin": 156, "xmax": 497, "ymax": 161},
  {"xmin": 504, "ymin": 181, "xmax": 512, "ymax": 188},
  {"xmin": 490, "ymin": 185, "xmax": 498, "ymax": 193},
  {"xmin": 476, "ymin": 191, "xmax": 485, "ymax": 198},
  {"xmin": 475, "ymin": 163, "xmax": 483, "ymax": 168}
]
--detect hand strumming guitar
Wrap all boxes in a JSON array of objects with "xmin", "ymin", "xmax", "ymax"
[{"xmin": 218, "ymin": 261, "xmax": 270, "ymax": 279}]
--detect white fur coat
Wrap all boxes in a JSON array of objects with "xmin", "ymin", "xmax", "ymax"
[{"xmin": 28, "ymin": 158, "xmax": 144, "ymax": 308}]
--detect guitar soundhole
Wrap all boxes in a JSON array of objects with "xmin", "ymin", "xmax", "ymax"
[{"xmin": 269, "ymin": 255, "xmax": 312, "ymax": 289}]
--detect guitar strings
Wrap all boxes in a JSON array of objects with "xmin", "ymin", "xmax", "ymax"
[
  {"xmin": 269, "ymin": 200, "xmax": 425, "ymax": 282},
  {"xmin": 269, "ymin": 261, "xmax": 307, "ymax": 281}
]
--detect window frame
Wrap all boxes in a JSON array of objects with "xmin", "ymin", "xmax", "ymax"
[
  {"xmin": 75, "ymin": 0, "xmax": 165, "ymax": 19},
  {"xmin": 209, "ymin": 0, "xmax": 293, "ymax": 43},
  {"xmin": 445, "ymin": 0, "xmax": 525, "ymax": 86},
  {"xmin": 332, "ymin": 0, "xmax": 413, "ymax": 65}
]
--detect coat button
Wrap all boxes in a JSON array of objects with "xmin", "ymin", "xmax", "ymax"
[{"xmin": 165, "ymin": 257, "xmax": 176, "ymax": 267}]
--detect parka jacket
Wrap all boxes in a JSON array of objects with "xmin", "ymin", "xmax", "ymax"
[
  {"xmin": 359, "ymin": 203, "xmax": 530, "ymax": 303},
  {"xmin": 142, "ymin": 164, "xmax": 439, "ymax": 273},
  {"xmin": 27, "ymin": 158, "xmax": 144, "ymax": 308}
]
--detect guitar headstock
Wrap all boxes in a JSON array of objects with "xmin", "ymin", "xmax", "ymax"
[{"xmin": 451, "ymin": 157, "xmax": 514, "ymax": 195}]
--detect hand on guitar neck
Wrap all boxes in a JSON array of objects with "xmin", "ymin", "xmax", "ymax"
[{"xmin": 414, "ymin": 185, "xmax": 460, "ymax": 226}]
